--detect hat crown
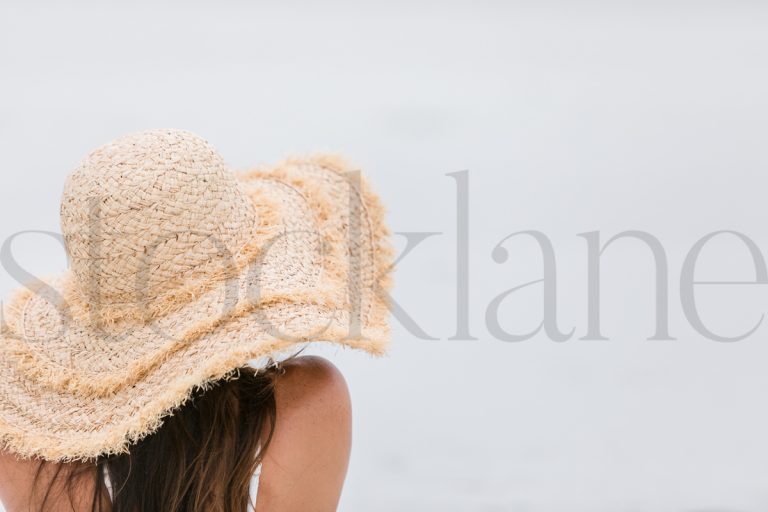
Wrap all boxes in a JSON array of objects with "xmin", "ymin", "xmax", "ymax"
[{"xmin": 60, "ymin": 129, "xmax": 256, "ymax": 309}]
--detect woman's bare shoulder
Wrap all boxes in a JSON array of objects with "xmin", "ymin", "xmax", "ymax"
[
  {"xmin": 274, "ymin": 355, "xmax": 351, "ymax": 412},
  {"xmin": 0, "ymin": 449, "xmax": 38, "ymax": 510},
  {"xmin": 0, "ymin": 449, "xmax": 102, "ymax": 511},
  {"xmin": 255, "ymin": 355, "xmax": 353, "ymax": 512}
]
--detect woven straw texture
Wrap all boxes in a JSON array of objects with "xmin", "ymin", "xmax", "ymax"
[{"xmin": 0, "ymin": 129, "xmax": 393, "ymax": 462}]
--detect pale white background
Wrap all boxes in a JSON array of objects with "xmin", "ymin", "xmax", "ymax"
[{"xmin": 2, "ymin": 1, "xmax": 768, "ymax": 511}]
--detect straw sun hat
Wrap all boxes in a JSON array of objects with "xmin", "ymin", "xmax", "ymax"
[{"xmin": 0, "ymin": 129, "xmax": 394, "ymax": 462}]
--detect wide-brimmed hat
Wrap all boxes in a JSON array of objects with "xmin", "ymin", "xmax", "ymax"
[{"xmin": 0, "ymin": 129, "xmax": 393, "ymax": 462}]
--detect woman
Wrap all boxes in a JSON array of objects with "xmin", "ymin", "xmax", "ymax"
[
  {"xmin": 0, "ymin": 130, "xmax": 393, "ymax": 511},
  {"xmin": 0, "ymin": 355, "xmax": 351, "ymax": 511}
]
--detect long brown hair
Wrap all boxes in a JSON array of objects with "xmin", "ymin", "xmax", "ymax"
[{"xmin": 32, "ymin": 364, "xmax": 280, "ymax": 511}]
